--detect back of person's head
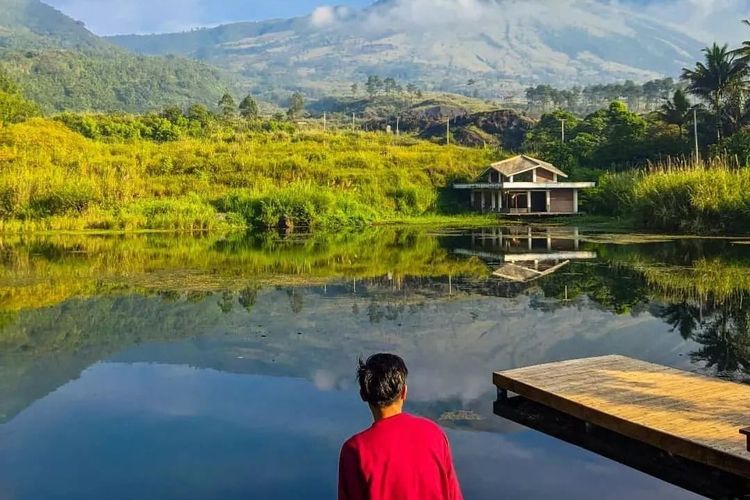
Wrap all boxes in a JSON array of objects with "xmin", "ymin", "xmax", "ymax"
[{"xmin": 357, "ymin": 353, "xmax": 408, "ymax": 408}]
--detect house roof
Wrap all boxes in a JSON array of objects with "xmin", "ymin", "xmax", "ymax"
[
  {"xmin": 485, "ymin": 155, "xmax": 568, "ymax": 179},
  {"xmin": 492, "ymin": 260, "xmax": 571, "ymax": 283}
]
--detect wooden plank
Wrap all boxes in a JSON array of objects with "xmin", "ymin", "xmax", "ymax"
[{"xmin": 493, "ymin": 355, "xmax": 750, "ymax": 479}]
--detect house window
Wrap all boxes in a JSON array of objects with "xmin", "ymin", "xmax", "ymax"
[{"xmin": 514, "ymin": 170, "xmax": 534, "ymax": 182}]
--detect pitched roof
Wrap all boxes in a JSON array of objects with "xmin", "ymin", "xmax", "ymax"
[{"xmin": 485, "ymin": 155, "xmax": 568, "ymax": 179}]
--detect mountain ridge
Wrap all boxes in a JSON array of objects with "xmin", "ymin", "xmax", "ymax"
[{"xmin": 108, "ymin": 0, "xmax": 705, "ymax": 98}]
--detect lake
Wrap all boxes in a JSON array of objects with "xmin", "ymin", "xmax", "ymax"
[{"xmin": 1, "ymin": 226, "xmax": 748, "ymax": 499}]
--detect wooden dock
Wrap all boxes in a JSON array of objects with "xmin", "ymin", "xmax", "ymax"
[{"xmin": 493, "ymin": 355, "xmax": 750, "ymax": 480}]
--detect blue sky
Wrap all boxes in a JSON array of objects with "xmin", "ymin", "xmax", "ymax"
[
  {"xmin": 46, "ymin": 0, "xmax": 371, "ymax": 34},
  {"xmin": 45, "ymin": 0, "xmax": 750, "ymax": 41}
]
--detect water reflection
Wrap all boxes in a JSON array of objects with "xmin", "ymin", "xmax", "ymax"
[{"xmin": 2, "ymin": 227, "xmax": 750, "ymax": 499}]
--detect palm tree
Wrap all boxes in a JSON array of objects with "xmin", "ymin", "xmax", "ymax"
[
  {"xmin": 656, "ymin": 89, "xmax": 693, "ymax": 138},
  {"xmin": 732, "ymin": 20, "xmax": 750, "ymax": 61},
  {"xmin": 681, "ymin": 43, "xmax": 748, "ymax": 141}
]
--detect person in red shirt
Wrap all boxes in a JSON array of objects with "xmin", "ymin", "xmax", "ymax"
[{"xmin": 338, "ymin": 353, "xmax": 463, "ymax": 500}]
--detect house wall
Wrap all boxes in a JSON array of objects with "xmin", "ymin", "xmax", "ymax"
[
  {"xmin": 550, "ymin": 189, "xmax": 575, "ymax": 213},
  {"xmin": 535, "ymin": 168, "xmax": 555, "ymax": 183}
]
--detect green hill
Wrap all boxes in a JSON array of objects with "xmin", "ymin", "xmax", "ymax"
[{"xmin": 0, "ymin": 0, "xmax": 236, "ymax": 112}]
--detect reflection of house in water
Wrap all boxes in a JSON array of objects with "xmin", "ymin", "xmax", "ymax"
[{"xmin": 455, "ymin": 227, "xmax": 597, "ymax": 283}]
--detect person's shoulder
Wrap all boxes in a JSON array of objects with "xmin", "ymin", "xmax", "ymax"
[
  {"xmin": 341, "ymin": 427, "xmax": 371, "ymax": 453},
  {"xmin": 403, "ymin": 413, "xmax": 447, "ymax": 436}
]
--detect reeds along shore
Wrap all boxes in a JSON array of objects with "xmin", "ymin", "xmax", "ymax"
[{"xmin": 587, "ymin": 156, "xmax": 750, "ymax": 234}]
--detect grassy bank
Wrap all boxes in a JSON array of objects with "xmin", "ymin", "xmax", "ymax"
[
  {"xmin": 0, "ymin": 118, "xmax": 498, "ymax": 233},
  {"xmin": 588, "ymin": 162, "xmax": 750, "ymax": 234}
]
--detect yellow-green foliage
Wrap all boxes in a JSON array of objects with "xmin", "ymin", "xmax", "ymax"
[
  {"xmin": 0, "ymin": 119, "xmax": 496, "ymax": 232},
  {"xmin": 0, "ymin": 229, "xmax": 488, "ymax": 314},
  {"xmin": 589, "ymin": 164, "xmax": 750, "ymax": 233}
]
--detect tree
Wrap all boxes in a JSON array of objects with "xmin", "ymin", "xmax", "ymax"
[
  {"xmin": 351, "ymin": 83, "xmax": 359, "ymax": 96},
  {"xmin": 656, "ymin": 89, "xmax": 693, "ymax": 138},
  {"xmin": 218, "ymin": 92, "xmax": 237, "ymax": 119},
  {"xmin": 383, "ymin": 77, "xmax": 398, "ymax": 94},
  {"xmin": 239, "ymin": 95, "xmax": 259, "ymax": 120},
  {"xmin": 0, "ymin": 91, "xmax": 39, "ymax": 125},
  {"xmin": 365, "ymin": 75, "xmax": 383, "ymax": 98},
  {"xmin": 287, "ymin": 92, "xmax": 305, "ymax": 120},
  {"xmin": 187, "ymin": 103, "xmax": 212, "ymax": 128},
  {"xmin": 0, "ymin": 68, "xmax": 39, "ymax": 125},
  {"xmin": 682, "ymin": 44, "xmax": 748, "ymax": 141}
]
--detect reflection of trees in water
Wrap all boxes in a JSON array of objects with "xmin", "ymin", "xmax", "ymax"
[
  {"xmin": 218, "ymin": 291, "xmax": 234, "ymax": 314},
  {"xmin": 538, "ymin": 262, "xmax": 651, "ymax": 315},
  {"xmin": 239, "ymin": 285, "xmax": 260, "ymax": 314},
  {"xmin": 638, "ymin": 292, "xmax": 750, "ymax": 381},
  {"xmin": 653, "ymin": 302, "xmax": 702, "ymax": 340},
  {"xmin": 652, "ymin": 297, "xmax": 750, "ymax": 380},
  {"xmin": 536, "ymin": 254, "xmax": 750, "ymax": 382},
  {"xmin": 367, "ymin": 302, "xmax": 406, "ymax": 324},
  {"xmin": 691, "ymin": 305, "xmax": 750, "ymax": 377},
  {"xmin": 286, "ymin": 288, "xmax": 304, "ymax": 314}
]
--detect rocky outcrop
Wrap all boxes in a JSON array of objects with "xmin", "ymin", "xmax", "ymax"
[{"xmin": 419, "ymin": 109, "xmax": 535, "ymax": 150}]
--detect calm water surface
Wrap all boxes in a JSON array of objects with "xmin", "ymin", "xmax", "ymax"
[{"xmin": 2, "ymin": 227, "xmax": 749, "ymax": 499}]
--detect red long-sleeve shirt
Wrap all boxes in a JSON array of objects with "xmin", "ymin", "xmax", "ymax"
[{"xmin": 338, "ymin": 413, "xmax": 463, "ymax": 500}]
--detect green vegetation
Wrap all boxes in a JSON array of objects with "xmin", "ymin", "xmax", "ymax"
[
  {"xmin": 587, "ymin": 163, "xmax": 750, "ymax": 234},
  {"xmin": 523, "ymin": 29, "xmax": 750, "ymax": 234},
  {"xmin": 0, "ymin": 112, "xmax": 496, "ymax": 232},
  {"xmin": 525, "ymin": 78, "xmax": 679, "ymax": 116},
  {"xmin": 0, "ymin": 229, "xmax": 488, "ymax": 314},
  {"xmin": 0, "ymin": 69, "xmax": 39, "ymax": 124}
]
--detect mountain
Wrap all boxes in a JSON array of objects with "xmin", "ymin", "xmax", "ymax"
[
  {"xmin": 0, "ymin": 0, "xmax": 236, "ymax": 112},
  {"xmin": 109, "ymin": 0, "xmax": 705, "ymax": 98}
]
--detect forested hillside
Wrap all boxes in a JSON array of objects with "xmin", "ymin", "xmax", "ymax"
[{"xmin": 0, "ymin": 0, "xmax": 236, "ymax": 112}]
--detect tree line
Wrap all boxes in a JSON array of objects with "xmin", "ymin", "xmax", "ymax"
[
  {"xmin": 525, "ymin": 79, "xmax": 679, "ymax": 116},
  {"xmin": 353, "ymin": 76, "xmax": 424, "ymax": 99},
  {"xmin": 525, "ymin": 24, "xmax": 750, "ymax": 174}
]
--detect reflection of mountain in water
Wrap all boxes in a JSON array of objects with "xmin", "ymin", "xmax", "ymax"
[
  {"xmin": 1, "ymin": 282, "xmax": 693, "ymax": 427},
  {"xmin": 4, "ymin": 228, "xmax": 750, "ymax": 425}
]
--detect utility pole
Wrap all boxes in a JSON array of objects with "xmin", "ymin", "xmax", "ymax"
[
  {"xmin": 352, "ymin": 112, "xmax": 356, "ymax": 131},
  {"xmin": 323, "ymin": 112, "xmax": 327, "ymax": 132},
  {"xmin": 446, "ymin": 118, "xmax": 450, "ymax": 145},
  {"xmin": 693, "ymin": 108, "xmax": 700, "ymax": 165},
  {"xmin": 396, "ymin": 116, "xmax": 400, "ymax": 136},
  {"xmin": 561, "ymin": 119, "xmax": 566, "ymax": 143}
]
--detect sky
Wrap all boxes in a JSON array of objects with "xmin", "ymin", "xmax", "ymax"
[{"xmin": 45, "ymin": 0, "xmax": 750, "ymax": 42}]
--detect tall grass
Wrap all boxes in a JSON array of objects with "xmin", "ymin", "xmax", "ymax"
[
  {"xmin": 588, "ymin": 159, "xmax": 750, "ymax": 233},
  {"xmin": 0, "ymin": 119, "xmax": 496, "ymax": 232}
]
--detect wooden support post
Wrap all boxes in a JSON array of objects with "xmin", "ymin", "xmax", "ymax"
[
  {"xmin": 527, "ymin": 190, "xmax": 532, "ymax": 213},
  {"xmin": 491, "ymin": 191, "xmax": 497, "ymax": 212},
  {"xmin": 546, "ymin": 190, "xmax": 551, "ymax": 213},
  {"xmin": 470, "ymin": 190, "xmax": 476, "ymax": 210},
  {"xmin": 497, "ymin": 388, "xmax": 508, "ymax": 401},
  {"xmin": 741, "ymin": 427, "xmax": 750, "ymax": 452},
  {"xmin": 480, "ymin": 191, "xmax": 486, "ymax": 213},
  {"xmin": 574, "ymin": 189, "xmax": 579, "ymax": 213}
]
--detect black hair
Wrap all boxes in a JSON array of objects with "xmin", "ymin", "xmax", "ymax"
[{"xmin": 357, "ymin": 353, "xmax": 408, "ymax": 408}]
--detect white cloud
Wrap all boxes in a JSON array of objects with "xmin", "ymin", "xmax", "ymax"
[
  {"xmin": 309, "ymin": 5, "xmax": 352, "ymax": 28},
  {"xmin": 311, "ymin": 6, "xmax": 337, "ymax": 27},
  {"xmin": 633, "ymin": 0, "xmax": 750, "ymax": 44}
]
